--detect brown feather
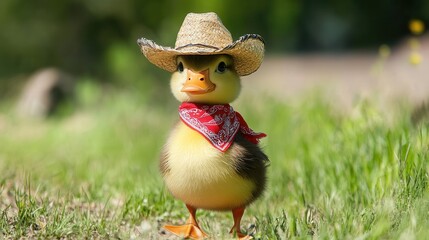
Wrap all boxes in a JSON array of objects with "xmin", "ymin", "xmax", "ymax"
[
  {"xmin": 229, "ymin": 132, "xmax": 269, "ymax": 205},
  {"xmin": 159, "ymin": 146, "xmax": 170, "ymax": 176}
]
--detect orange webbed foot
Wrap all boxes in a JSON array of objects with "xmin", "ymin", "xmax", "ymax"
[
  {"xmin": 229, "ymin": 228, "xmax": 253, "ymax": 240},
  {"xmin": 229, "ymin": 207, "xmax": 253, "ymax": 240},
  {"xmin": 163, "ymin": 223, "xmax": 208, "ymax": 239},
  {"xmin": 163, "ymin": 205, "xmax": 208, "ymax": 239}
]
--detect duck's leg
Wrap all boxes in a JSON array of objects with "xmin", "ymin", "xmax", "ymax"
[
  {"xmin": 229, "ymin": 207, "xmax": 252, "ymax": 240},
  {"xmin": 163, "ymin": 204, "xmax": 208, "ymax": 239}
]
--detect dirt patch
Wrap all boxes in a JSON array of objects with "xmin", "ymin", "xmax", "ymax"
[{"xmin": 242, "ymin": 35, "xmax": 429, "ymax": 111}]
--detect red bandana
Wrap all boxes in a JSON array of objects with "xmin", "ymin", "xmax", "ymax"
[{"xmin": 178, "ymin": 102, "xmax": 266, "ymax": 152}]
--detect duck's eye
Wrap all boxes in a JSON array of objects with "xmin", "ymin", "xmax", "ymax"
[
  {"xmin": 216, "ymin": 61, "xmax": 227, "ymax": 73},
  {"xmin": 177, "ymin": 62, "xmax": 184, "ymax": 72}
]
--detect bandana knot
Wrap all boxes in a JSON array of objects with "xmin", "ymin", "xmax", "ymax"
[{"xmin": 178, "ymin": 103, "xmax": 266, "ymax": 152}]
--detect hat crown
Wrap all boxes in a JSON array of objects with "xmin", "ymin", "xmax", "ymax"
[{"xmin": 175, "ymin": 12, "xmax": 233, "ymax": 50}]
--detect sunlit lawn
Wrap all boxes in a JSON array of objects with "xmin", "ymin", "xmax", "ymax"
[{"xmin": 1, "ymin": 81, "xmax": 428, "ymax": 239}]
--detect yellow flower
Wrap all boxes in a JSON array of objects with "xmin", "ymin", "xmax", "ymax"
[
  {"xmin": 409, "ymin": 19, "xmax": 425, "ymax": 35},
  {"xmin": 409, "ymin": 52, "xmax": 422, "ymax": 65}
]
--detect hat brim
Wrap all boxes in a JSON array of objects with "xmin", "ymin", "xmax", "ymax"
[{"xmin": 137, "ymin": 34, "xmax": 264, "ymax": 76}]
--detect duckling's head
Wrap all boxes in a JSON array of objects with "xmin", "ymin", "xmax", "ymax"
[{"xmin": 170, "ymin": 55, "xmax": 241, "ymax": 104}]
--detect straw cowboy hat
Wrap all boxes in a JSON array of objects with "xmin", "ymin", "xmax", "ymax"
[{"xmin": 137, "ymin": 12, "xmax": 264, "ymax": 76}]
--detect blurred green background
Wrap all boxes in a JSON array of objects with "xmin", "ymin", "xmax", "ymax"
[
  {"xmin": 0, "ymin": 0, "xmax": 428, "ymax": 89},
  {"xmin": 1, "ymin": 1, "xmax": 429, "ymax": 238}
]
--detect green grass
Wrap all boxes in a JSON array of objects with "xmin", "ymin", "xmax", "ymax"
[{"xmin": 0, "ymin": 82, "xmax": 428, "ymax": 239}]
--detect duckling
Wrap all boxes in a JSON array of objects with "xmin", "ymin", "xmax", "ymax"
[
  {"xmin": 159, "ymin": 54, "xmax": 268, "ymax": 239},
  {"xmin": 137, "ymin": 12, "xmax": 267, "ymax": 239}
]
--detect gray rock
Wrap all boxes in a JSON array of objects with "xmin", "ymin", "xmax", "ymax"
[{"xmin": 16, "ymin": 68, "xmax": 74, "ymax": 118}]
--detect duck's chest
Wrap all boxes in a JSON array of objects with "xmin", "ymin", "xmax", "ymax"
[
  {"xmin": 163, "ymin": 121, "xmax": 236, "ymax": 179},
  {"xmin": 161, "ymin": 122, "xmax": 256, "ymax": 209}
]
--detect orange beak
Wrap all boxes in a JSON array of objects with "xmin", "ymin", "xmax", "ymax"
[{"xmin": 181, "ymin": 69, "xmax": 216, "ymax": 94}]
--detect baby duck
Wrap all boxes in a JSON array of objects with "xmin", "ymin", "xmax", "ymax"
[
  {"xmin": 137, "ymin": 12, "xmax": 268, "ymax": 239},
  {"xmin": 160, "ymin": 55, "xmax": 268, "ymax": 239}
]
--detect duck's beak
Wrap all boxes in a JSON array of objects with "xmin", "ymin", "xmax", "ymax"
[{"xmin": 181, "ymin": 69, "xmax": 216, "ymax": 94}]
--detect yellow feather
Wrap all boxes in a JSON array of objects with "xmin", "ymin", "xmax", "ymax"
[
  {"xmin": 170, "ymin": 55, "xmax": 241, "ymax": 104},
  {"xmin": 164, "ymin": 121, "xmax": 255, "ymax": 210}
]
